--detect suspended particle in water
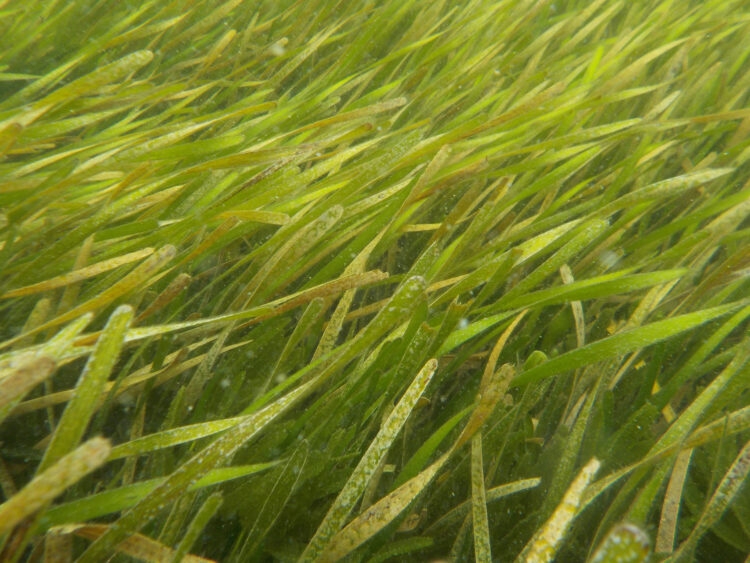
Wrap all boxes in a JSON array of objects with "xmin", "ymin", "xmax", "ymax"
[
  {"xmin": 269, "ymin": 39, "xmax": 287, "ymax": 57},
  {"xmin": 598, "ymin": 249, "xmax": 621, "ymax": 270}
]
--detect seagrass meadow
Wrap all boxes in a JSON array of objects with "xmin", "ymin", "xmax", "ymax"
[{"xmin": 1, "ymin": 0, "xmax": 749, "ymax": 561}]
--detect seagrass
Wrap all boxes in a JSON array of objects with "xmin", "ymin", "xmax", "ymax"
[{"xmin": 0, "ymin": 0, "xmax": 748, "ymax": 561}]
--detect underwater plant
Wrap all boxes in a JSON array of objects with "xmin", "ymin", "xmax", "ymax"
[{"xmin": 0, "ymin": 0, "xmax": 749, "ymax": 561}]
